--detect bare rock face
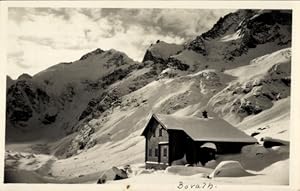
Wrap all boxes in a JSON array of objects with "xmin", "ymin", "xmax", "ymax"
[
  {"xmin": 65, "ymin": 124, "xmax": 96, "ymax": 158},
  {"xmin": 59, "ymin": 83, "xmax": 76, "ymax": 103},
  {"xmin": 185, "ymin": 10, "xmax": 291, "ymax": 61},
  {"xmin": 229, "ymin": 10, "xmax": 291, "ymax": 58},
  {"xmin": 78, "ymin": 63, "xmax": 162, "ymax": 124},
  {"xmin": 209, "ymin": 52, "xmax": 290, "ymax": 121},
  {"xmin": 142, "ymin": 40, "xmax": 184, "ymax": 64},
  {"xmin": 79, "ymin": 48, "xmax": 104, "ymax": 61},
  {"xmin": 6, "ymin": 76, "xmax": 15, "ymax": 91},
  {"xmin": 142, "ymin": 49, "xmax": 165, "ymax": 64},
  {"xmin": 6, "ymin": 80, "xmax": 52, "ymax": 127},
  {"xmin": 41, "ymin": 112, "xmax": 58, "ymax": 125},
  {"xmin": 6, "ymin": 48, "xmax": 141, "ymax": 139},
  {"xmin": 202, "ymin": 10, "xmax": 255, "ymax": 40},
  {"xmin": 167, "ymin": 57, "xmax": 190, "ymax": 71},
  {"xmin": 184, "ymin": 36, "xmax": 207, "ymax": 55},
  {"xmin": 243, "ymin": 10, "xmax": 292, "ymax": 44},
  {"xmin": 237, "ymin": 62, "xmax": 290, "ymax": 117},
  {"xmin": 223, "ymin": 77, "xmax": 289, "ymax": 118},
  {"xmin": 17, "ymin": 73, "xmax": 32, "ymax": 81},
  {"xmin": 184, "ymin": 10, "xmax": 255, "ymax": 58}
]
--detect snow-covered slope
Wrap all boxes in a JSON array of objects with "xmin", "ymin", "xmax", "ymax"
[
  {"xmin": 208, "ymin": 47, "xmax": 291, "ymax": 123},
  {"xmin": 5, "ymin": 9, "xmax": 292, "ymax": 184},
  {"xmin": 5, "ymin": 48, "xmax": 157, "ymax": 141},
  {"xmin": 34, "ymin": 49, "xmax": 138, "ymax": 94}
]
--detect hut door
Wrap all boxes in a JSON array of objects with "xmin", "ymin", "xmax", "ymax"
[{"xmin": 159, "ymin": 144, "xmax": 169, "ymax": 164}]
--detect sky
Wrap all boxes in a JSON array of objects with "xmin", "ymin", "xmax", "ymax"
[{"xmin": 7, "ymin": 8, "xmax": 233, "ymax": 79}]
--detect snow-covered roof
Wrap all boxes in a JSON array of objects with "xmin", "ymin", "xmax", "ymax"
[{"xmin": 142, "ymin": 113, "xmax": 257, "ymax": 143}]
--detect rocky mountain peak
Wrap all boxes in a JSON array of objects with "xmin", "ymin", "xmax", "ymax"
[
  {"xmin": 17, "ymin": 73, "xmax": 32, "ymax": 81},
  {"xmin": 201, "ymin": 9, "xmax": 256, "ymax": 40},
  {"xmin": 182, "ymin": 10, "xmax": 257, "ymax": 58},
  {"xmin": 142, "ymin": 40, "xmax": 184, "ymax": 63},
  {"xmin": 6, "ymin": 76, "xmax": 14, "ymax": 89},
  {"xmin": 79, "ymin": 48, "xmax": 104, "ymax": 61},
  {"xmin": 240, "ymin": 10, "xmax": 292, "ymax": 45},
  {"xmin": 5, "ymin": 9, "xmax": 291, "ymax": 165},
  {"xmin": 183, "ymin": 9, "xmax": 291, "ymax": 60}
]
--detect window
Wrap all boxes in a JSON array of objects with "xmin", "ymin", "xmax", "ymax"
[
  {"xmin": 159, "ymin": 128, "xmax": 163, "ymax": 137},
  {"xmin": 163, "ymin": 148, "xmax": 168, "ymax": 157},
  {"xmin": 155, "ymin": 148, "xmax": 158, "ymax": 157},
  {"xmin": 153, "ymin": 129, "xmax": 156, "ymax": 137},
  {"xmin": 149, "ymin": 149, "xmax": 152, "ymax": 157}
]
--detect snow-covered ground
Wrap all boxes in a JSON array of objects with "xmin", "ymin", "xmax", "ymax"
[
  {"xmin": 4, "ymin": 143, "xmax": 289, "ymax": 185},
  {"xmin": 4, "ymin": 9, "xmax": 291, "ymax": 186},
  {"xmin": 5, "ymin": 58, "xmax": 291, "ymax": 185},
  {"xmin": 5, "ymin": 49, "xmax": 291, "ymax": 184}
]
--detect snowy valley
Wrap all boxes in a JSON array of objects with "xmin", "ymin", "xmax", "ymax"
[{"xmin": 5, "ymin": 9, "xmax": 291, "ymax": 185}]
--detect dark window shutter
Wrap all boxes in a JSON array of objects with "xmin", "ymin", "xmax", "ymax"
[
  {"xmin": 159, "ymin": 128, "xmax": 163, "ymax": 136},
  {"xmin": 163, "ymin": 148, "xmax": 167, "ymax": 157}
]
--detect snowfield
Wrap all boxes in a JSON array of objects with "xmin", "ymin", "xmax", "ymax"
[{"xmin": 5, "ymin": 9, "xmax": 291, "ymax": 186}]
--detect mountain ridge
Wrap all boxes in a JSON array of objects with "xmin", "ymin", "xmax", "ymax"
[{"xmin": 6, "ymin": 9, "xmax": 291, "ymax": 163}]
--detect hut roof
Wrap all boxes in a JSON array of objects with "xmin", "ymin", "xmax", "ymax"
[{"xmin": 141, "ymin": 113, "xmax": 257, "ymax": 143}]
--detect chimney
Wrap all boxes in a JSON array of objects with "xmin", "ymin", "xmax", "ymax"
[{"xmin": 202, "ymin": 110, "xmax": 208, "ymax": 118}]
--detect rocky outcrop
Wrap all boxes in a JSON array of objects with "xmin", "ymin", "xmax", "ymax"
[
  {"xmin": 202, "ymin": 10, "xmax": 255, "ymax": 40},
  {"xmin": 101, "ymin": 68, "xmax": 132, "ymax": 87},
  {"xmin": 17, "ymin": 73, "xmax": 32, "ymax": 81},
  {"xmin": 65, "ymin": 124, "xmax": 96, "ymax": 158},
  {"xmin": 210, "ymin": 58, "xmax": 290, "ymax": 120},
  {"xmin": 41, "ymin": 109, "xmax": 58, "ymax": 125},
  {"xmin": 184, "ymin": 36, "xmax": 207, "ymax": 55},
  {"xmin": 104, "ymin": 50, "xmax": 134, "ymax": 68},
  {"xmin": 224, "ymin": 78, "xmax": 288, "ymax": 118},
  {"xmin": 185, "ymin": 10, "xmax": 291, "ymax": 61},
  {"xmin": 97, "ymin": 166, "xmax": 128, "ymax": 184},
  {"xmin": 229, "ymin": 10, "xmax": 292, "ymax": 58},
  {"xmin": 78, "ymin": 89, "xmax": 121, "ymax": 121},
  {"xmin": 142, "ymin": 49, "xmax": 167, "ymax": 64},
  {"xmin": 142, "ymin": 41, "xmax": 184, "ymax": 64},
  {"xmin": 6, "ymin": 76, "xmax": 14, "ymax": 89},
  {"xmin": 78, "ymin": 64, "xmax": 162, "ymax": 123},
  {"xmin": 183, "ymin": 10, "xmax": 255, "ymax": 57},
  {"xmin": 6, "ymin": 80, "xmax": 52, "ymax": 126},
  {"xmin": 79, "ymin": 48, "xmax": 104, "ymax": 61},
  {"xmin": 167, "ymin": 57, "xmax": 190, "ymax": 71}
]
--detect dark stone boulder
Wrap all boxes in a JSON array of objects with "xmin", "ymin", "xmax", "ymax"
[
  {"xmin": 251, "ymin": 132, "xmax": 260, "ymax": 137},
  {"xmin": 97, "ymin": 166, "xmax": 128, "ymax": 184}
]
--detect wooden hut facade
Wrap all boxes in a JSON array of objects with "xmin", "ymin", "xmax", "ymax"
[{"xmin": 141, "ymin": 113, "xmax": 257, "ymax": 169}]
